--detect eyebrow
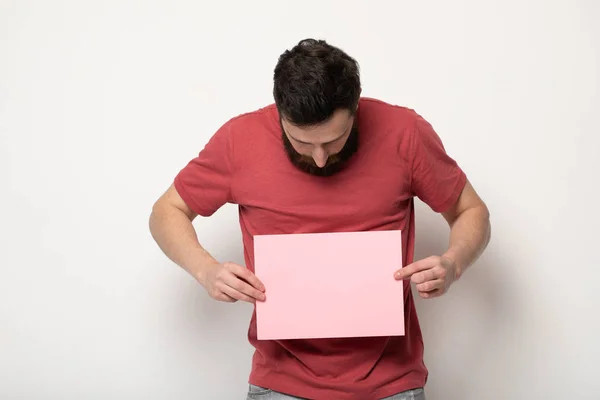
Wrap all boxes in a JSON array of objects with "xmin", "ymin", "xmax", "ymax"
[{"xmin": 285, "ymin": 126, "xmax": 350, "ymax": 145}]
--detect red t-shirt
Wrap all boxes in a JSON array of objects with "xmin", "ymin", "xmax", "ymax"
[{"xmin": 174, "ymin": 97, "xmax": 466, "ymax": 399}]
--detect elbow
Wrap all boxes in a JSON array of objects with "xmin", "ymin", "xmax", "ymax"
[
  {"xmin": 481, "ymin": 203, "xmax": 492, "ymax": 245},
  {"xmin": 149, "ymin": 200, "xmax": 166, "ymax": 236},
  {"xmin": 148, "ymin": 206, "xmax": 159, "ymax": 238}
]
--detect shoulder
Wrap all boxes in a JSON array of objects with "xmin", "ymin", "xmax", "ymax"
[
  {"xmin": 359, "ymin": 97, "xmax": 421, "ymax": 122},
  {"xmin": 223, "ymin": 103, "xmax": 279, "ymax": 135},
  {"xmin": 358, "ymin": 97, "xmax": 426, "ymax": 141},
  {"xmin": 206, "ymin": 103, "xmax": 278, "ymax": 149},
  {"xmin": 199, "ymin": 103, "xmax": 278, "ymax": 152},
  {"xmin": 358, "ymin": 97, "xmax": 426, "ymax": 150},
  {"xmin": 210, "ymin": 104, "xmax": 280, "ymax": 165}
]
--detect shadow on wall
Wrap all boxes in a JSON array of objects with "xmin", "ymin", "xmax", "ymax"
[
  {"xmin": 157, "ymin": 273, "xmax": 254, "ymax": 397},
  {"xmin": 150, "ymin": 211, "xmax": 254, "ymax": 398},
  {"xmin": 411, "ymin": 201, "xmax": 517, "ymax": 400}
]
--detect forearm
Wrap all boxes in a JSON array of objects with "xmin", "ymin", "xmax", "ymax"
[
  {"xmin": 149, "ymin": 205, "xmax": 218, "ymax": 283},
  {"xmin": 442, "ymin": 205, "xmax": 491, "ymax": 279}
]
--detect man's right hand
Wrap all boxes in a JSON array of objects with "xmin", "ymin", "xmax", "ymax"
[{"xmin": 198, "ymin": 262, "xmax": 266, "ymax": 303}]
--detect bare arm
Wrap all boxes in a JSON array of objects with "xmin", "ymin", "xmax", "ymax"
[
  {"xmin": 441, "ymin": 180, "xmax": 491, "ymax": 279},
  {"xmin": 148, "ymin": 184, "xmax": 219, "ymax": 284},
  {"xmin": 395, "ymin": 180, "xmax": 491, "ymax": 298},
  {"xmin": 149, "ymin": 184, "xmax": 265, "ymax": 303}
]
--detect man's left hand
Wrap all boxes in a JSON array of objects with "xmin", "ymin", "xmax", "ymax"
[{"xmin": 394, "ymin": 256, "xmax": 458, "ymax": 299}]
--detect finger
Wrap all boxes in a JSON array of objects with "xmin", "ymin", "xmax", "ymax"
[
  {"xmin": 411, "ymin": 268, "xmax": 438, "ymax": 284},
  {"xmin": 416, "ymin": 279, "xmax": 444, "ymax": 293},
  {"xmin": 216, "ymin": 269, "xmax": 265, "ymax": 303},
  {"xmin": 419, "ymin": 289, "xmax": 442, "ymax": 299},
  {"xmin": 226, "ymin": 263, "xmax": 265, "ymax": 292},
  {"xmin": 214, "ymin": 291, "xmax": 237, "ymax": 303},
  {"xmin": 218, "ymin": 281, "xmax": 256, "ymax": 303},
  {"xmin": 395, "ymin": 258, "xmax": 435, "ymax": 280},
  {"xmin": 224, "ymin": 265, "xmax": 266, "ymax": 301},
  {"xmin": 209, "ymin": 286, "xmax": 237, "ymax": 302},
  {"xmin": 225, "ymin": 275, "xmax": 266, "ymax": 302}
]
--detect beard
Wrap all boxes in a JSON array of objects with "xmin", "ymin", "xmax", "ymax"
[{"xmin": 281, "ymin": 121, "xmax": 359, "ymax": 177}]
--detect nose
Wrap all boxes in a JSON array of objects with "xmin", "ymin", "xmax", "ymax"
[{"xmin": 312, "ymin": 146, "xmax": 328, "ymax": 167}]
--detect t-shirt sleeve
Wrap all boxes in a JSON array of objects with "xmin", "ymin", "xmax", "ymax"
[
  {"xmin": 173, "ymin": 120, "xmax": 235, "ymax": 217},
  {"xmin": 409, "ymin": 114, "xmax": 467, "ymax": 213}
]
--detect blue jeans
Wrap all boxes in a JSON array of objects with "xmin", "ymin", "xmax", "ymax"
[{"xmin": 246, "ymin": 384, "xmax": 426, "ymax": 400}]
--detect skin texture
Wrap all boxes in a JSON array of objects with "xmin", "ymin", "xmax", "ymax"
[
  {"xmin": 395, "ymin": 180, "xmax": 491, "ymax": 298},
  {"xmin": 149, "ymin": 109, "xmax": 490, "ymax": 303},
  {"xmin": 149, "ymin": 184, "xmax": 266, "ymax": 304}
]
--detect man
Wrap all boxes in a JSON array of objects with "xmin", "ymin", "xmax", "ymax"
[{"xmin": 149, "ymin": 39, "xmax": 491, "ymax": 400}]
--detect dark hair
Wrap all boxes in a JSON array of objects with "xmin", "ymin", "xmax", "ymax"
[{"xmin": 273, "ymin": 38, "xmax": 361, "ymax": 126}]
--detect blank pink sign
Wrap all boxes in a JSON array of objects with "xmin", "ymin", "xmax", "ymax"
[{"xmin": 254, "ymin": 230, "xmax": 404, "ymax": 340}]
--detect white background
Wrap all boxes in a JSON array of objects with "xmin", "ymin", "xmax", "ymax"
[{"xmin": 1, "ymin": 1, "xmax": 599, "ymax": 399}]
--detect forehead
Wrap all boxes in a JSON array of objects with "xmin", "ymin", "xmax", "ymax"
[{"xmin": 282, "ymin": 109, "xmax": 353, "ymax": 144}]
